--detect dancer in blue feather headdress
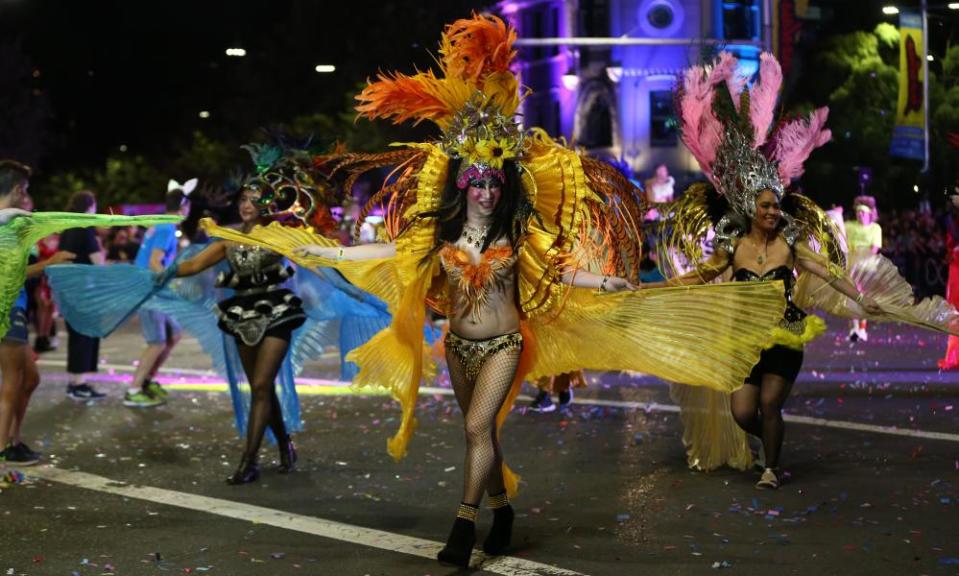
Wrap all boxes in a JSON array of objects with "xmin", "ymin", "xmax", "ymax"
[{"xmin": 47, "ymin": 144, "xmax": 392, "ymax": 485}]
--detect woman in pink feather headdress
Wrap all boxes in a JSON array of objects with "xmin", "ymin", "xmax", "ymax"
[{"xmin": 649, "ymin": 52, "xmax": 958, "ymax": 490}]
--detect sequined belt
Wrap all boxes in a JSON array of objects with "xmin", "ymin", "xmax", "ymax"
[{"xmin": 445, "ymin": 331, "xmax": 524, "ymax": 382}]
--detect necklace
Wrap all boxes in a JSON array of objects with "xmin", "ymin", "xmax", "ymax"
[
  {"xmin": 462, "ymin": 223, "xmax": 490, "ymax": 249},
  {"xmin": 752, "ymin": 236, "xmax": 769, "ymax": 265}
]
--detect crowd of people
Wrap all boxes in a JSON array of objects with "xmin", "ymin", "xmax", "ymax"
[{"xmin": 879, "ymin": 204, "xmax": 951, "ymax": 300}]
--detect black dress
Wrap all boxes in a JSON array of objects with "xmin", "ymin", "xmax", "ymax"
[
  {"xmin": 732, "ymin": 265, "xmax": 805, "ymax": 385},
  {"xmin": 214, "ymin": 244, "xmax": 306, "ymax": 346},
  {"xmin": 58, "ymin": 228, "xmax": 102, "ymax": 374}
]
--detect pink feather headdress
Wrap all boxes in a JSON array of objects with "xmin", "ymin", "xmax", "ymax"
[{"xmin": 677, "ymin": 51, "xmax": 831, "ymax": 216}]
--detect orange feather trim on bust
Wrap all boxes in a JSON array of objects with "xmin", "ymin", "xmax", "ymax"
[{"xmin": 439, "ymin": 244, "xmax": 518, "ymax": 320}]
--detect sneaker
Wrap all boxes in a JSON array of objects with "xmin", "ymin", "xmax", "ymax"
[
  {"xmin": 528, "ymin": 390, "xmax": 555, "ymax": 413},
  {"xmin": 66, "ymin": 384, "xmax": 106, "ymax": 401},
  {"xmin": 145, "ymin": 381, "xmax": 169, "ymax": 399},
  {"xmin": 857, "ymin": 328, "xmax": 869, "ymax": 342},
  {"xmin": 848, "ymin": 328, "xmax": 859, "ymax": 342},
  {"xmin": 558, "ymin": 388, "xmax": 574, "ymax": 408},
  {"xmin": 755, "ymin": 468, "xmax": 780, "ymax": 490},
  {"xmin": 13, "ymin": 442, "xmax": 41, "ymax": 463},
  {"xmin": 0, "ymin": 444, "xmax": 38, "ymax": 466},
  {"xmin": 123, "ymin": 390, "xmax": 165, "ymax": 408}
]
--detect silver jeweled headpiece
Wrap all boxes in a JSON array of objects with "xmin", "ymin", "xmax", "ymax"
[{"xmin": 711, "ymin": 129, "xmax": 784, "ymax": 218}]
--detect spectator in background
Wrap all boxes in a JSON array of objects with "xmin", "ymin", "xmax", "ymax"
[
  {"xmin": 59, "ymin": 191, "xmax": 107, "ymax": 401},
  {"xmin": 31, "ymin": 232, "xmax": 60, "ymax": 353},
  {"xmin": 941, "ymin": 194, "xmax": 959, "ymax": 369},
  {"xmin": 124, "ymin": 183, "xmax": 190, "ymax": 408},
  {"xmin": 844, "ymin": 196, "xmax": 882, "ymax": 342},
  {"xmin": 19, "ymin": 191, "xmax": 60, "ymax": 354},
  {"xmin": 105, "ymin": 226, "xmax": 140, "ymax": 263},
  {"xmin": 644, "ymin": 164, "xmax": 675, "ymax": 222}
]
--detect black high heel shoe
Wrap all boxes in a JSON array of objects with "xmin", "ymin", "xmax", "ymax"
[
  {"xmin": 437, "ymin": 511, "xmax": 476, "ymax": 567},
  {"xmin": 482, "ymin": 504, "xmax": 514, "ymax": 555},
  {"xmin": 226, "ymin": 454, "xmax": 260, "ymax": 485},
  {"xmin": 277, "ymin": 438, "xmax": 297, "ymax": 474}
]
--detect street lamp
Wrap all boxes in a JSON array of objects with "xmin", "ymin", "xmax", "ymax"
[
  {"xmin": 883, "ymin": 5, "xmax": 901, "ymax": 14},
  {"xmin": 314, "ymin": 64, "xmax": 335, "ymax": 73},
  {"xmin": 225, "ymin": 48, "xmax": 246, "ymax": 57},
  {"xmin": 949, "ymin": 2, "xmax": 959, "ymax": 9}
]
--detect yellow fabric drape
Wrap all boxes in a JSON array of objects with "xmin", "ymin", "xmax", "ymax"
[
  {"xmin": 203, "ymin": 137, "xmax": 788, "ymax": 494},
  {"xmin": 669, "ymin": 383, "xmax": 753, "ymax": 472}
]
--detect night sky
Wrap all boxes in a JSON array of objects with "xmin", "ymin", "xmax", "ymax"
[
  {"xmin": 0, "ymin": 0, "xmax": 490, "ymax": 174},
  {"xmin": 1, "ymin": 0, "xmax": 956, "ymax": 179}
]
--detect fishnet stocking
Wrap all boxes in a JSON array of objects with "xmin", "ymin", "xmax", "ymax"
[
  {"xmin": 446, "ymin": 343, "xmax": 521, "ymax": 506},
  {"xmin": 237, "ymin": 336, "xmax": 290, "ymax": 461},
  {"xmin": 730, "ymin": 373, "xmax": 794, "ymax": 468}
]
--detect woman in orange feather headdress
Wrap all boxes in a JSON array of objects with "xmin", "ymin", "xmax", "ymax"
[{"xmin": 201, "ymin": 14, "xmax": 788, "ymax": 566}]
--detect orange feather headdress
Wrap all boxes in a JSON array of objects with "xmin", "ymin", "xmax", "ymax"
[{"xmin": 355, "ymin": 13, "xmax": 525, "ymax": 168}]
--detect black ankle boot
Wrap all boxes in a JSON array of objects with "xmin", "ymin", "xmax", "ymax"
[
  {"xmin": 483, "ymin": 504, "xmax": 514, "ymax": 555},
  {"xmin": 277, "ymin": 438, "xmax": 297, "ymax": 474},
  {"xmin": 226, "ymin": 454, "xmax": 260, "ymax": 485},
  {"xmin": 437, "ymin": 508, "xmax": 477, "ymax": 567}
]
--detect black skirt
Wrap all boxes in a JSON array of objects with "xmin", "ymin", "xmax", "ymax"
[
  {"xmin": 216, "ymin": 288, "xmax": 306, "ymax": 346},
  {"xmin": 746, "ymin": 345, "xmax": 804, "ymax": 386}
]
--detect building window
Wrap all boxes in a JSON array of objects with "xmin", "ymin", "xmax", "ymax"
[
  {"xmin": 582, "ymin": 103, "xmax": 613, "ymax": 148},
  {"xmin": 649, "ymin": 90, "xmax": 677, "ymax": 147},
  {"xmin": 647, "ymin": 3, "xmax": 675, "ymax": 30},
  {"xmin": 722, "ymin": 0, "xmax": 761, "ymax": 40}
]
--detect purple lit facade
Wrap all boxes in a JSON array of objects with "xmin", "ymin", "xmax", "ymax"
[{"xmin": 499, "ymin": 0, "xmax": 769, "ymax": 182}]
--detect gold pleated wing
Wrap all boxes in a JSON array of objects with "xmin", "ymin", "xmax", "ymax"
[
  {"xmin": 517, "ymin": 135, "xmax": 786, "ymax": 391},
  {"xmin": 794, "ymin": 245, "xmax": 959, "ymax": 335},
  {"xmin": 1, "ymin": 212, "xmax": 182, "ymax": 338},
  {"xmin": 669, "ymin": 383, "xmax": 752, "ymax": 472}
]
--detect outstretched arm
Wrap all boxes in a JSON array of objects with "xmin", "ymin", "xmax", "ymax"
[
  {"xmin": 26, "ymin": 251, "xmax": 76, "ymax": 278},
  {"xmin": 0, "ymin": 208, "xmax": 30, "ymax": 225},
  {"xmin": 294, "ymin": 242, "xmax": 396, "ymax": 262},
  {"xmin": 795, "ymin": 243, "xmax": 881, "ymax": 314},
  {"xmin": 644, "ymin": 247, "xmax": 731, "ymax": 288},
  {"xmin": 176, "ymin": 242, "xmax": 228, "ymax": 277},
  {"xmin": 561, "ymin": 269, "xmax": 637, "ymax": 292}
]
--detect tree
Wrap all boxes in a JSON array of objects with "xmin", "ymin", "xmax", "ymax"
[
  {"xmin": 794, "ymin": 23, "xmax": 913, "ymax": 210},
  {"xmin": 32, "ymin": 153, "xmax": 164, "ymax": 211}
]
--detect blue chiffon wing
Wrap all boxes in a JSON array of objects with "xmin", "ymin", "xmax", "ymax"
[
  {"xmin": 48, "ymin": 246, "xmax": 303, "ymax": 440},
  {"xmin": 47, "ymin": 264, "xmax": 155, "ymax": 338}
]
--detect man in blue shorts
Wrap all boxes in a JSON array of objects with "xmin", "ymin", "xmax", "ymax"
[{"xmin": 124, "ymin": 180, "xmax": 193, "ymax": 408}]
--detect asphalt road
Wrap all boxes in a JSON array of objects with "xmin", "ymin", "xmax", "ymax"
[{"xmin": 1, "ymin": 317, "xmax": 958, "ymax": 576}]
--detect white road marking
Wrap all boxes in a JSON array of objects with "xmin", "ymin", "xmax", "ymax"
[
  {"xmin": 27, "ymin": 466, "xmax": 587, "ymax": 576},
  {"xmin": 37, "ymin": 360, "xmax": 959, "ymax": 443},
  {"xmin": 423, "ymin": 389, "xmax": 959, "ymax": 443},
  {"xmin": 36, "ymin": 358, "xmax": 344, "ymax": 387}
]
